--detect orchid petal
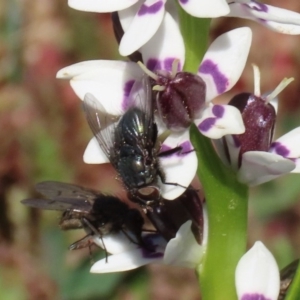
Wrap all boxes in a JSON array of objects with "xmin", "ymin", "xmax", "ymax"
[
  {"xmin": 238, "ymin": 151, "xmax": 295, "ymax": 186},
  {"xmin": 228, "ymin": 2, "xmax": 300, "ymax": 35},
  {"xmin": 195, "ymin": 104, "xmax": 245, "ymax": 139},
  {"xmin": 90, "ymin": 248, "xmax": 163, "ymax": 273},
  {"xmin": 119, "ymin": 0, "xmax": 166, "ymax": 56},
  {"xmin": 118, "ymin": 1, "xmax": 141, "ymax": 32},
  {"xmin": 159, "ymin": 130, "xmax": 197, "ymax": 200},
  {"xmin": 91, "ymin": 233, "xmax": 166, "ymax": 273},
  {"xmin": 93, "ymin": 232, "xmax": 140, "ymax": 254},
  {"xmin": 291, "ymin": 158, "xmax": 300, "ymax": 173},
  {"xmin": 235, "ymin": 241, "xmax": 280, "ymax": 300},
  {"xmin": 164, "ymin": 221, "xmax": 204, "ymax": 268},
  {"xmin": 270, "ymin": 127, "xmax": 300, "ymax": 159},
  {"xmin": 57, "ymin": 60, "xmax": 143, "ymax": 115},
  {"xmin": 140, "ymin": 11, "xmax": 185, "ymax": 72},
  {"xmin": 83, "ymin": 137, "xmax": 110, "ymax": 164},
  {"xmin": 198, "ymin": 27, "xmax": 252, "ymax": 102},
  {"xmin": 68, "ymin": 0, "xmax": 138, "ymax": 12},
  {"xmin": 179, "ymin": 0, "xmax": 230, "ymax": 18}
]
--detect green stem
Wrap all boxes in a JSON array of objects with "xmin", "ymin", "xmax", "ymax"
[
  {"xmin": 177, "ymin": 9, "xmax": 211, "ymax": 73},
  {"xmin": 190, "ymin": 126, "xmax": 248, "ymax": 299},
  {"xmin": 178, "ymin": 7, "xmax": 249, "ymax": 299}
]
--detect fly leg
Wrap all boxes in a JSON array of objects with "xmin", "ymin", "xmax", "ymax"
[{"xmin": 82, "ymin": 218, "xmax": 108, "ymax": 263}]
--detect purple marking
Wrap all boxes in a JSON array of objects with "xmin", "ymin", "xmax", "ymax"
[
  {"xmin": 179, "ymin": 0, "xmax": 189, "ymax": 4},
  {"xmin": 179, "ymin": 141, "xmax": 193, "ymax": 153},
  {"xmin": 246, "ymin": 0, "xmax": 268, "ymax": 12},
  {"xmin": 198, "ymin": 117, "xmax": 216, "ymax": 132},
  {"xmin": 270, "ymin": 142, "xmax": 290, "ymax": 157},
  {"xmin": 199, "ymin": 59, "xmax": 228, "ymax": 94},
  {"xmin": 212, "ymin": 105, "xmax": 225, "ymax": 118},
  {"xmin": 241, "ymin": 294, "xmax": 270, "ymax": 300},
  {"xmin": 138, "ymin": 1, "xmax": 164, "ymax": 16},
  {"xmin": 146, "ymin": 58, "xmax": 161, "ymax": 72},
  {"xmin": 122, "ymin": 80, "xmax": 135, "ymax": 111},
  {"xmin": 163, "ymin": 57, "xmax": 181, "ymax": 72},
  {"xmin": 159, "ymin": 141, "xmax": 192, "ymax": 157},
  {"xmin": 160, "ymin": 144, "xmax": 171, "ymax": 153}
]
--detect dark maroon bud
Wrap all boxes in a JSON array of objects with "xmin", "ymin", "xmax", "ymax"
[
  {"xmin": 155, "ymin": 72, "xmax": 206, "ymax": 131},
  {"xmin": 146, "ymin": 188, "xmax": 203, "ymax": 244},
  {"xmin": 111, "ymin": 12, "xmax": 143, "ymax": 63},
  {"xmin": 228, "ymin": 92, "xmax": 276, "ymax": 164}
]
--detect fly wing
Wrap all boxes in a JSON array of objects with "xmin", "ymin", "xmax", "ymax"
[
  {"xmin": 35, "ymin": 181, "xmax": 100, "ymax": 204},
  {"xmin": 83, "ymin": 93, "xmax": 118, "ymax": 161},
  {"xmin": 126, "ymin": 75, "xmax": 157, "ymax": 147},
  {"xmin": 21, "ymin": 197, "xmax": 92, "ymax": 212},
  {"xmin": 21, "ymin": 181, "xmax": 100, "ymax": 212}
]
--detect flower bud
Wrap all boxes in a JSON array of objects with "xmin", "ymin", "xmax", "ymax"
[
  {"xmin": 155, "ymin": 71, "xmax": 206, "ymax": 131},
  {"xmin": 228, "ymin": 92, "xmax": 276, "ymax": 165}
]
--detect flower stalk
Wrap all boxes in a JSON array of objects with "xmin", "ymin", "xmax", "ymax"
[{"xmin": 179, "ymin": 6, "xmax": 249, "ymax": 299}]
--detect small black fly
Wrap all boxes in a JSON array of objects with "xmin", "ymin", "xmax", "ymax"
[
  {"xmin": 279, "ymin": 259, "xmax": 299, "ymax": 300},
  {"xmin": 21, "ymin": 181, "xmax": 145, "ymax": 257},
  {"xmin": 83, "ymin": 76, "xmax": 184, "ymax": 207}
]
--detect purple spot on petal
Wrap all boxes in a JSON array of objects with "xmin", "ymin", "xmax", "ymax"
[
  {"xmin": 179, "ymin": 0, "xmax": 188, "ymax": 4},
  {"xmin": 138, "ymin": 1, "xmax": 164, "ymax": 16},
  {"xmin": 146, "ymin": 58, "xmax": 161, "ymax": 72},
  {"xmin": 179, "ymin": 141, "xmax": 192, "ymax": 154},
  {"xmin": 241, "ymin": 293, "xmax": 271, "ymax": 300},
  {"xmin": 198, "ymin": 117, "xmax": 216, "ymax": 132},
  {"xmin": 122, "ymin": 80, "xmax": 135, "ymax": 111},
  {"xmin": 199, "ymin": 59, "xmax": 228, "ymax": 94},
  {"xmin": 270, "ymin": 142, "xmax": 290, "ymax": 157},
  {"xmin": 212, "ymin": 105, "xmax": 225, "ymax": 118},
  {"xmin": 247, "ymin": 0, "xmax": 268, "ymax": 12},
  {"xmin": 159, "ymin": 142, "xmax": 192, "ymax": 157}
]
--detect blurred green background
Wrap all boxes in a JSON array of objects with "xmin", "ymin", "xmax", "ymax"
[{"xmin": 1, "ymin": 0, "xmax": 300, "ymax": 299}]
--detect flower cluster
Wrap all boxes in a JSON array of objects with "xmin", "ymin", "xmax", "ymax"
[{"xmin": 21, "ymin": 0, "xmax": 300, "ymax": 299}]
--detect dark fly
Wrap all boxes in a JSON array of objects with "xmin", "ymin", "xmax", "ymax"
[
  {"xmin": 83, "ymin": 76, "xmax": 184, "ymax": 207},
  {"xmin": 279, "ymin": 259, "xmax": 299, "ymax": 299},
  {"xmin": 21, "ymin": 181, "xmax": 145, "ymax": 254}
]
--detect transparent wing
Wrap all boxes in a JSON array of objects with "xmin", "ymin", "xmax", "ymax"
[
  {"xmin": 83, "ymin": 93, "xmax": 118, "ymax": 161},
  {"xmin": 21, "ymin": 197, "xmax": 92, "ymax": 212},
  {"xmin": 128, "ymin": 75, "xmax": 154, "ymax": 132},
  {"xmin": 35, "ymin": 181, "xmax": 100, "ymax": 204}
]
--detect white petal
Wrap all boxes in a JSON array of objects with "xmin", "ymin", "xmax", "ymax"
[
  {"xmin": 91, "ymin": 233, "xmax": 166, "ymax": 273},
  {"xmin": 140, "ymin": 11, "xmax": 185, "ymax": 72},
  {"xmin": 238, "ymin": 151, "xmax": 295, "ymax": 186},
  {"xmin": 164, "ymin": 221, "xmax": 204, "ymax": 268},
  {"xmin": 159, "ymin": 130, "xmax": 197, "ymax": 200},
  {"xmin": 198, "ymin": 27, "xmax": 252, "ymax": 102},
  {"xmin": 93, "ymin": 232, "xmax": 140, "ymax": 254},
  {"xmin": 83, "ymin": 137, "xmax": 110, "ymax": 164},
  {"xmin": 179, "ymin": 0, "xmax": 230, "ymax": 18},
  {"xmin": 270, "ymin": 127, "xmax": 300, "ymax": 159},
  {"xmin": 235, "ymin": 241, "xmax": 280, "ymax": 300},
  {"xmin": 90, "ymin": 248, "xmax": 163, "ymax": 273},
  {"xmin": 291, "ymin": 158, "xmax": 300, "ymax": 173},
  {"xmin": 119, "ymin": 0, "xmax": 166, "ymax": 56},
  {"xmin": 194, "ymin": 104, "xmax": 245, "ymax": 139},
  {"xmin": 68, "ymin": 0, "xmax": 138, "ymax": 12},
  {"xmin": 57, "ymin": 60, "xmax": 143, "ymax": 115},
  {"xmin": 228, "ymin": 2, "xmax": 300, "ymax": 35},
  {"xmin": 118, "ymin": 1, "xmax": 141, "ymax": 32}
]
